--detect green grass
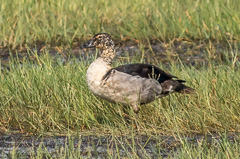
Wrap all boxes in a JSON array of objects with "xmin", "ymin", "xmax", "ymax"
[
  {"xmin": 1, "ymin": 0, "xmax": 240, "ymax": 48},
  {"xmin": 0, "ymin": 48, "xmax": 239, "ymax": 135}
]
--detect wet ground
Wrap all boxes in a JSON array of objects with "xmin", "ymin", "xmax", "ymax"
[
  {"xmin": 0, "ymin": 133, "xmax": 238, "ymax": 158},
  {"xmin": 1, "ymin": 40, "xmax": 239, "ymax": 70}
]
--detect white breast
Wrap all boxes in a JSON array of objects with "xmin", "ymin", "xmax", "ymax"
[{"xmin": 86, "ymin": 58, "xmax": 111, "ymax": 94}]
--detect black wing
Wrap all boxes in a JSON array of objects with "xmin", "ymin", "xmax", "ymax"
[{"xmin": 104, "ymin": 63, "xmax": 185, "ymax": 83}]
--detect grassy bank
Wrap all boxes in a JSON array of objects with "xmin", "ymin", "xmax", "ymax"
[
  {"xmin": 0, "ymin": 48, "xmax": 239, "ymax": 135},
  {"xmin": 1, "ymin": 0, "xmax": 240, "ymax": 49}
]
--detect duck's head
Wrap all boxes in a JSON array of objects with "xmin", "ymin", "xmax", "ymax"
[{"xmin": 83, "ymin": 33, "xmax": 114, "ymax": 50}]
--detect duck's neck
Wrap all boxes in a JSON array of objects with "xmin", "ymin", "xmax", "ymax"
[{"xmin": 98, "ymin": 46, "xmax": 115, "ymax": 65}]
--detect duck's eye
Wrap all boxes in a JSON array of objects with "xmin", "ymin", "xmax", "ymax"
[{"xmin": 98, "ymin": 36, "xmax": 102, "ymax": 38}]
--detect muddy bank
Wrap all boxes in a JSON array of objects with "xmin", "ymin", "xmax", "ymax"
[{"xmin": 0, "ymin": 133, "xmax": 238, "ymax": 158}]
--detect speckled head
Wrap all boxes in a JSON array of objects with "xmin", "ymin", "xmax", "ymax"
[{"xmin": 84, "ymin": 33, "xmax": 115, "ymax": 50}]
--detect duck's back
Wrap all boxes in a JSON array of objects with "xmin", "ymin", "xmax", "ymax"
[{"xmin": 105, "ymin": 63, "xmax": 194, "ymax": 94}]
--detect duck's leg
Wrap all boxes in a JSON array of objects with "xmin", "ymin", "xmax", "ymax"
[
  {"xmin": 132, "ymin": 104, "xmax": 139, "ymax": 114},
  {"xmin": 132, "ymin": 104, "xmax": 143, "ymax": 130},
  {"xmin": 122, "ymin": 104, "xmax": 138, "ymax": 118},
  {"xmin": 121, "ymin": 104, "xmax": 139, "ymax": 123}
]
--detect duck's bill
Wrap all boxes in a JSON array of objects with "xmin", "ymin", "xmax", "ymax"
[{"xmin": 82, "ymin": 39, "xmax": 95, "ymax": 48}]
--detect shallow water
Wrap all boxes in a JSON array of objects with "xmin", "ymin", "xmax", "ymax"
[
  {"xmin": 1, "ymin": 41, "xmax": 238, "ymax": 70},
  {"xmin": 0, "ymin": 133, "xmax": 237, "ymax": 158}
]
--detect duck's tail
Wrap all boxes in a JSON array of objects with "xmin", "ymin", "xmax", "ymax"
[
  {"xmin": 161, "ymin": 79, "xmax": 195, "ymax": 94},
  {"xmin": 176, "ymin": 84, "xmax": 195, "ymax": 94}
]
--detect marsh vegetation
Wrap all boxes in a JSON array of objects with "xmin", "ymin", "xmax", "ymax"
[{"xmin": 0, "ymin": 0, "xmax": 240, "ymax": 158}]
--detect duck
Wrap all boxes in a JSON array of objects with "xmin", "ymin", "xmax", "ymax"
[{"xmin": 83, "ymin": 33, "xmax": 194, "ymax": 114}]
